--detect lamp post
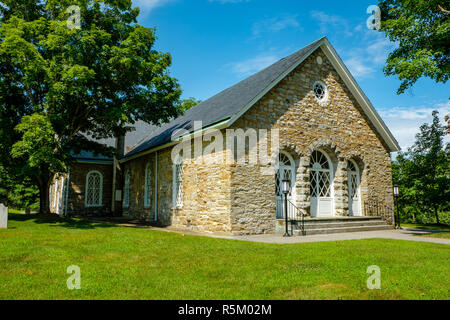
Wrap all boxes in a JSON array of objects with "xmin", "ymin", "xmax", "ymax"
[
  {"xmin": 393, "ymin": 184, "xmax": 400, "ymax": 229},
  {"xmin": 282, "ymin": 178, "xmax": 291, "ymax": 237}
]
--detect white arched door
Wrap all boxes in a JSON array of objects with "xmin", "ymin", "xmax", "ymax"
[
  {"xmin": 276, "ymin": 152, "xmax": 295, "ymax": 218},
  {"xmin": 310, "ymin": 150, "xmax": 334, "ymax": 217},
  {"xmin": 347, "ymin": 160, "xmax": 362, "ymax": 216}
]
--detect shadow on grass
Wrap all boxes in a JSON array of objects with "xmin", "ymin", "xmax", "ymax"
[{"xmin": 8, "ymin": 213, "xmax": 118, "ymax": 230}]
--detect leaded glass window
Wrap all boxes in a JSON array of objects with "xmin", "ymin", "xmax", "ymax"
[
  {"xmin": 123, "ymin": 170, "xmax": 130, "ymax": 208},
  {"xmin": 144, "ymin": 164, "xmax": 152, "ymax": 208},
  {"xmin": 173, "ymin": 163, "xmax": 183, "ymax": 208},
  {"xmin": 348, "ymin": 161, "xmax": 360, "ymax": 200},
  {"xmin": 310, "ymin": 150, "xmax": 331, "ymax": 198},
  {"xmin": 276, "ymin": 153, "xmax": 293, "ymax": 197},
  {"xmin": 85, "ymin": 171, "xmax": 103, "ymax": 207},
  {"xmin": 313, "ymin": 81, "xmax": 328, "ymax": 103}
]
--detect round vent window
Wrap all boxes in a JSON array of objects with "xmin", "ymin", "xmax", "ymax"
[{"xmin": 313, "ymin": 81, "xmax": 328, "ymax": 104}]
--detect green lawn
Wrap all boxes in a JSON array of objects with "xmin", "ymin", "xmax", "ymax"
[
  {"xmin": 402, "ymin": 223, "xmax": 450, "ymax": 239},
  {"xmin": 0, "ymin": 211, "xmax": 449, "ymax": 300},
  {"xmin": 402, "ymin": 223, "xmax": 450, "ymax": 231}
]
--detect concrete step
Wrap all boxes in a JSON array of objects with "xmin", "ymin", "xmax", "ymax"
[
  {"xmin": 302, "ymin": 216, "xmax": 382, "ymax": 224},
  {"xmin": 299, "ymin": 221, "xmax": 388, "ymax": 230},
  {"xmin": 293, "ymin": 224, "xmax": 393, "ymax": 236}
]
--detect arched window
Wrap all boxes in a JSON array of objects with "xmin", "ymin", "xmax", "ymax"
[
  {"xmin": 144, "ymin": 163, "xmax": 152, "ymax": 208},
  {"xmin": 123, "ymin": 169, "xmax": 131, "ymax": 209},
  {"xmin": 85, "ymin": 171, "xmax": 103, "ymax": 207},
  {"xmin": 49, "ymin": 184, "xmax": 54, "ymax": 208},
  {"xmin": 53, "ymin": 179, "xmax": 58, "ymax": 208},
  {"xmin": 347, "ymin": 160, "xmax": 362, "ymax": 216},
  {"xmin": 173, "ymin": 162, "xmax": 183, "ymax": 208},
  {"xmin": 310, "ymin": 150, "xmax": 333, "ymax": 217},
  {"xmin": 276, "ymin": 151, "xmax": 296, "ymax": 218}
]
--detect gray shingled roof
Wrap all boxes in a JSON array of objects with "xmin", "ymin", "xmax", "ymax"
[
  {"xmin": 74, "ymin": 120, "xmax": 158, "ymax": 161},
  {"xmin": 124, "ymin": 38, "xmax": 324, "ymax": 159}
]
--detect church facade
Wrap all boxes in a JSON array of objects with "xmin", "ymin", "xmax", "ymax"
[{"xmin": 49, "ymin": 37, "xmax": 400, "ymax": 235}]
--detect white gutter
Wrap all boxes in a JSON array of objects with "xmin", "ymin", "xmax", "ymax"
[
  {"xmin": 120, "ymin": 119, "xmax": 229, "ymax": 164},
  {"xmin": 154, "ymin": 151, "xmax": 158, "ymax": 222},
  {"xmin": 64, "ymin": 167, "xmax": 71, "ymax": 217},
  {"xmin": 111, "ymin": 157, "xmax": 117, "ymax": 214}
]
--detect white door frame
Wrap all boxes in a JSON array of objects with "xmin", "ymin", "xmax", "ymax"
[
  {"xmin": 347, "ymin": 159, "xmax": 362, "ymax": 216},
  {"xmin": 276, "ymin": 151, "xmax": 296, "ymax": 218},
  {"xmin": 310, "ymin": 149, "xmax": 335, "ymax": 218}
]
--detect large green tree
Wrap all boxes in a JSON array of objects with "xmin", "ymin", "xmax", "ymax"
[
  {"xmin": 0, "ymin": 0, "xmax": 182, "ymax": 214},
  {"xmin": 393, "ymin": 110, "xmax": 449, "ymax": 224},
  {"xmin": 378, "ymin": 0, "xmax": 449, "ymax": 93}
]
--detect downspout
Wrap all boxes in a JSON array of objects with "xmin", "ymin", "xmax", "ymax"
[
  {"xmin": 154, "ymin": 151, "xmax": 158, "ymax": 222},
  {"xmin": 64, "ymin": 167, "xmax": 71, "ymax": 217},
  {"xmin": 112, "ymin": 156, "xmax": 117, "ymax": 215}
]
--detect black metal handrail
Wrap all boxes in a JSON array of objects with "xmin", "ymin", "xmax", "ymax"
[
  {"xmin": 363, "ymin": 200, "xmax": 393, "ymax": 221},
  {"xmin": 277, "ymin": 199, "xmax": 305, "ymax": 236}
]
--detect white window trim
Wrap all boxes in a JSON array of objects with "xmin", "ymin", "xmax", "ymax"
[
  {"xmin": 310, "ymin": 148, "xmax": 335, "ymax": 217},
  {"xmin": 347, "ymin": 159, "xmax": 362, "ymax": 217},
  {"xmin": 312, "ymin": 80, "xmax": 329, "ymax": 106},
  {"xmin": 53, "ymin": 179, "xmax": 58, "ymax": 209},
  {"xmin": 172, "ymin": 162, "xmax": 183, "ymax": 209},
  {"xmin": 144, "ymin": 163, "xmax": 152, "ymax": 209},
  {"xmin": 123, "ymin": 169, "xmax": 131, "ymax": 209},
  {"xmin": 49, "ymin": 184, "xmax": 54, "ymax": 207},
  {"xmin": 85, "ymin": 170, "xmax": 103, "ymax": 208}
]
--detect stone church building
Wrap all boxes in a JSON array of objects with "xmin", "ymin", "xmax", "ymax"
[{"xmin": 49, "ymin": 37, "xmax": 401, "ymax": 235}]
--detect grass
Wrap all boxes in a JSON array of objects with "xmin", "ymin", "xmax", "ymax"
[
  {"xmin": 402, "ymin": 223, "xmax": 450, "ymax": 231},
  {"xmin": 0, "ymin": 211, "xmax": 449, "ymax": 300},
  {"xmin": 402, "ymin": 223, "xmax": 450, "ymax": 239}
]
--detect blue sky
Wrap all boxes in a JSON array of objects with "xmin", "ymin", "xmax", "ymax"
[{"xmin": 132, "ymin": 0, "xmax": 449, "ymax": 150}]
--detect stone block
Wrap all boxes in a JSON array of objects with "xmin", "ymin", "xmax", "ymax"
[{"xmin": 0, "ymin": 203, "xmax": 7, "ymax": 229}]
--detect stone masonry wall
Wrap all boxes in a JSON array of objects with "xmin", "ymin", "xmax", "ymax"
[
  {"xmin": 120, "ymin": 46, "xmax": 395, "ymax": 234},
  {"xmin": 123, "ymin": 145, "xmax": 233, "ymax": 233},
  {"xmin": 67, "ymin": 163, "xmax": 113, "ymax": 216},
  {"xmin": 229, "ymin": 47, "xmax": 395, "ymax": 233}
]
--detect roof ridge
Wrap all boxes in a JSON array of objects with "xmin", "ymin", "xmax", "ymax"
[{"xmin": 124, "ymin": 37, "xmax": 325, "ymax": 159}]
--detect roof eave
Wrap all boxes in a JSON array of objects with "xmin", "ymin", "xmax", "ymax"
[{"xmin": 227, "ymin": 37, "xmax": 401, "ymax": 153}]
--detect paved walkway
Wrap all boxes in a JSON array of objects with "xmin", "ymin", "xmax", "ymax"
[
  {"xmin": 85, "ymin": 217, "xmax": 449, "ymax": 245},
  {"xmin": 215, "ymin": 228, "xmax": 450, "ymax": 245}
]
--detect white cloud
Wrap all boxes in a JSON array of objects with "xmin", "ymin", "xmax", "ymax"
[
  {"xmin": 252, "ymin": 15, "xmax": 301, "ymax": 37},
  {"xmin": 344, "ymin": 57, "xmax": 375, "ymax": 78},
  {"xmin": 366, "ymin": 36, "xmax": 396, "ymax": 64},
  {"xmin": 379, "ymin": 100, "xmax": 450, "ymax": 150},
  {"xmin": 310, "ymin": 11, "xmax": 353, "ymax": 37},
  {"xmin": 310, "ymin": 10, "xmax": 397, "ymax": 80},
  {"xmin": 342, "ymin": 35, "xmax": 395, "ymax": 80},
  {"xmin": 226, "ymin": 54, "xmax": 281, "ymax": 77}
]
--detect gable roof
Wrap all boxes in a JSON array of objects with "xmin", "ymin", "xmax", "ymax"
[
  {"xmin": 123, "ymin": 37, "xmax": 400, "ymax": 161},
  {"xmin": 74, "ymin": 120, "xmax": 158, "ymax": 163}
]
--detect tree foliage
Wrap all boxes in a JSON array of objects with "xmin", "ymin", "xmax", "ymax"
[
  {"xmin": 0, "ymin": 0, "xmax": 182, "ymax": 213},
  {"xmin": 393, "ymin": 110, "xmax": 449, "ymax": 224},
  {"xmin": 179, "ymin": 97, "xmax": 202, "ymax": 114},
  {"xmin": 378, "ymin": 0, "xmax": 449, "ymax": 93}
]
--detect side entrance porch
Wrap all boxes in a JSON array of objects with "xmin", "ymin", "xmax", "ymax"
[{"xmin": 273, "ymin": 147, "xmax": 394, "ymax": 236}]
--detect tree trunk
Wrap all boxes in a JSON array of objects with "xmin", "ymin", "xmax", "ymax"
[
  {"xmin": 434, "ymin": 207, "xmax": 440, "ymax": 225},
  {"xmin": 38, "ymin": 178, "xmax": 51, "ymax": 215}
]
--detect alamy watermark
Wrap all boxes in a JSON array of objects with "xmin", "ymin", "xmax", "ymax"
[
  {"xmin": 67, "ymin": 5, "xmax": 81, "ymax": 30},
  {"xmin": 67, "ymin": 265, "xmax": 81, "ymax": 290},
  {"xmin": 170, "ymin": 121, "xmax": 280, "ymax": 175},
  {"xmin": 366, "ymin": 5, "xmax": 381, "ymax": 31},
  {"xmin": 366, "ymin": 265, "xmax": 381, "ymax": 290}
]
